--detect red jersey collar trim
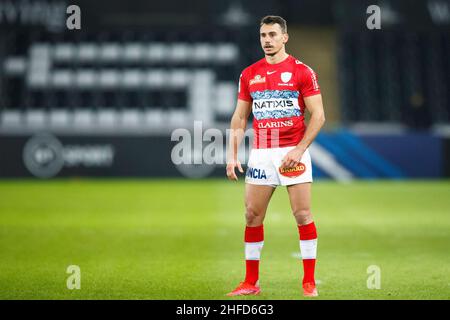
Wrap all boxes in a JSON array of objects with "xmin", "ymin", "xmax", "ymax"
[{"xmin": 264, "ymin": 54, "xmax": 292, "ymax": 67}]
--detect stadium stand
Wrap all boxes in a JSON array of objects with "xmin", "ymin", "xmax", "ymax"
[
  {"xmin": 0, "ymin": 28, "xmax": 260, "ymax": 133},
  {"xmin": 338, "ymin": 30, "xmax": 449, "ymax": 128}
]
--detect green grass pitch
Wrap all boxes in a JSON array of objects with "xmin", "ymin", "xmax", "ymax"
[{"xmin": 0, "ymin": 179, "xmax": 449, "ymax": 300}]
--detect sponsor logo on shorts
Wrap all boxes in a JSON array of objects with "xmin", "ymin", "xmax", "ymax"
[
  {"xmin": 279, "ymin": 163, "xmax": 306, "ymax": 178},
  {"xmin": 246, "ymin": 167, "xmax": 267, "ymax": 179}
]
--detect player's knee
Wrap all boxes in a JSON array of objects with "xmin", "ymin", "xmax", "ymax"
[
  {"xmin": 245, "ymin": 204, "xmax": 263, "ymax": 225},
  {"xmin": 293, "ymin": 208, "xmax": 312, "ymax": 224}
]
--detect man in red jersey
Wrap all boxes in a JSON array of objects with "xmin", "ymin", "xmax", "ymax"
[{"xmin": 226, "ymin": 16, "xmax": 325, "ymax": 297}]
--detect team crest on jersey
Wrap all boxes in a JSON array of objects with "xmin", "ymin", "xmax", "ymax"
[
  {"xmin": 279, "ymin": 163, "xmax": 306, "ymax": 178},
  {"xmin": 281, "ymin": 72, "xmax": 292, "ymax": 83},
  {"xmin": 249, "ymin": 74, "xmax": 266, "ymax": 85}
]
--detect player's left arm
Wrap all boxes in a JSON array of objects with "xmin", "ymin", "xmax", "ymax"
[{"xmin": 281, "ymin": 94, "xmax": 325, "ymax": 168}]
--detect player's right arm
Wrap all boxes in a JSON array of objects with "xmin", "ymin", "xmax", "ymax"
[
  {"xmin": 227, "ymin": 70, "xmax": 253, "ymax": 181},
  {"xmin": 226, "ymin": 98, "xmax": 252, "ymax": 181}
]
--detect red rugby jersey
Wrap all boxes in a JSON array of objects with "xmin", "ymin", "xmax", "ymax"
[{"xmin": 238, "ymin": 55, "xmax": 321, "ymax": 149}]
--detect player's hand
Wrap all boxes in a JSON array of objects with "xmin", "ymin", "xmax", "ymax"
[
  {"xmin": 226, "ymin": 159, "xmax": 244, "ymax": 181},
  {"xmin": 281, "ymin": 147, "xmax": 304, "ymax": 169}
]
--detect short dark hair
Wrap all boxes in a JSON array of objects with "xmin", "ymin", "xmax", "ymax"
[{"xmin": 260, "ymin": 15, "xmax": 287, "ymax": 33}]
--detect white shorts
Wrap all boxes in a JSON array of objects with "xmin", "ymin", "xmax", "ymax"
[{"xmin": 245, "ymin": 147, "xmax": 313, "ymax": 187}]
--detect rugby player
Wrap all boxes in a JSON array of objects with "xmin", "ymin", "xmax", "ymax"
[{"xmin": 226, "ymin": 15, "xmax": 325, "ymax": 297}]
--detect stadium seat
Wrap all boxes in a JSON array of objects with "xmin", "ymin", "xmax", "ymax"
[
  {"xmin": 49, "ymin": 109, "xmax": 70, "ymax": 127},
  {"xmin": 73, "ymin": 109, "xmax": 95, "ymax": 127}
]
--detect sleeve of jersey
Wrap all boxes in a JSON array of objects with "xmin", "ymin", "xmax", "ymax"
[
  {"xmin": 237, "ymin": 69, "xmax": 252, "ymax": 102},
  {"xmin": 298, "ymin": 66, "xmax": 321, "ymax": 98}
]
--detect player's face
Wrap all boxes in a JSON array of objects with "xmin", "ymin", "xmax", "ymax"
[{"xmin": 260, "ymin": 23, "xmax": 288, "ymax": 57}]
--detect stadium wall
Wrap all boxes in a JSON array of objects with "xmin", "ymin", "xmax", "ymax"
[{"xmin": 0, "ymin": 130, "xmax": 446, "ymax": 179}]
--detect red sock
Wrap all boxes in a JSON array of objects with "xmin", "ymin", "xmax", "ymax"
[
  {"xmin": 244, "ymin": 225, "xmax": 264, "ymax": 285},
  {"xmin": 298, "ymin": 222, "xmax": 317, "ymax": 285}
]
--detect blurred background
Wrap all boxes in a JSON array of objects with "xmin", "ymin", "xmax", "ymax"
[
  {"xmin": 0, "ymin": 0, "xmax": 449, "ymax": 180},
  {"xmin": 0, "ymin": 0, "xmax": 450, "ymax": 300}
]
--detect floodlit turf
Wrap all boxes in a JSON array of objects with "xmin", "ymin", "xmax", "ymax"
[{"xmin": 0, "ymin": 179, "xmax": 449, "ymax": 300}]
